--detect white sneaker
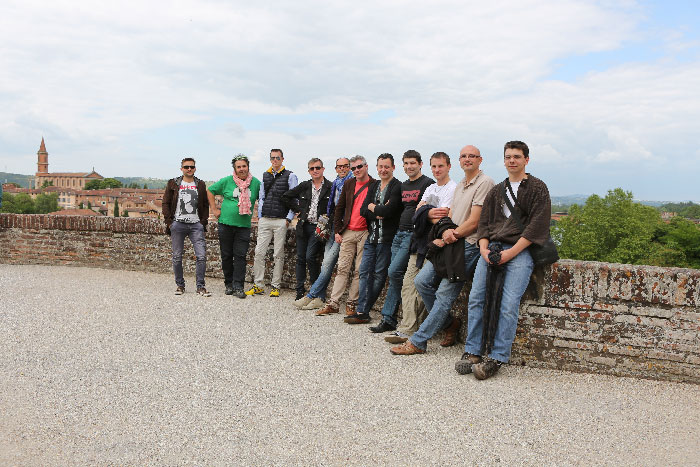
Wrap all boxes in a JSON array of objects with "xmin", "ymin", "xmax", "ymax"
[
  {"xmin": 302, "ymin": 297, "xmax": 325, "ymax": 310},
  {"xmin": 293, "ymin": 295, "xmax": 313, "ymax": 308}
]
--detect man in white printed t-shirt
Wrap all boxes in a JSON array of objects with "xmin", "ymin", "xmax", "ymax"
[
  {"xmin": 378, "ymin": 152, "xmax": 456, "ymax": 336},
  {"xmin": 390, "ymin": 145, "xmax": 494, "ymax": 355}
]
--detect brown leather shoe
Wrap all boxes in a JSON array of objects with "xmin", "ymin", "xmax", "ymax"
[
  {"xmin": 390, "ymin": 341, "xmax": 426, "ymax": 355},
  {"xmin": 345, "ymin": 302, "xmax": 356, "ymax": 316},
  {"xmin": 316, "ymin": 303, "xmax": 339, "ymax": 316},
  {"xmin": 440, "ymin": 317, "xmax": 462, "ymax": 347}
]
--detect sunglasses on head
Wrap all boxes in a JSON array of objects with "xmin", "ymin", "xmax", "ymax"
[
  {"xmin": 182, "ymin": 165, "xmax": 195, "ymax": 169},
  {"xmin": 350, "ymin": 163, "xmax": 365, "ymax": 171}
]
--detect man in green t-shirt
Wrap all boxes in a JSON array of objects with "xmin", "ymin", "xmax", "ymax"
[{"xmin": 207, "ymin": 155, "xmax": 261, "ymax": 299}]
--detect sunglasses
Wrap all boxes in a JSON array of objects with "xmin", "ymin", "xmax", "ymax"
[
  {"xmin": 270, "ymin": 156, "xmax": 282, "ymax": 161},
  {"xmin": 336, "ymin": 164, "xmax": 350, "ymax": 169},
  {"xmin": 182, "ymin": 165, "xmax": 195, "ymax": 169},
  {"xmin": 459, "ymin": 154, "xmax": 480, "ymax": 159},
  {"xmin": 350, "ymin": 163, "xmax": 365, "ymax": 171},
  {"xmin": 308, "ymin": 166, "xmax": 323, "ymax": 171}
]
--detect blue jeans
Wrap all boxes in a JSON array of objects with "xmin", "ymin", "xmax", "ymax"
[
  {"xmin": 379, "ymin": 230, "xmax": 413, "ymax": 327},
  {"xmin": 464, "ymin": 244, "xmax": 534, "ymax": 363},
  {"xmin": 410, "ymin": 242, "xmax": 480, "ymax": 350},
  {"xmin": 356, "ymin": 242, "xmax": 392, "ymax": 315},
  {"xmin": 171, "ymin": 221, "xmax": 207, "ymax": 289},
  {"xmin": 295, "ymin": 221, "xmax": 324, "ymax": 296},
  {"xmin": 307, "ymin": 229, "xmax": 340, "ymax": 301}
]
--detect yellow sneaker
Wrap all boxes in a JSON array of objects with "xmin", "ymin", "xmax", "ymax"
[
  {"xmin": 245, "ymin": 285, "xmax": 264, "ymax": 296},
  {"xmin": 269, "ymin": 288, "xmax": 280, "ymax": 297}
]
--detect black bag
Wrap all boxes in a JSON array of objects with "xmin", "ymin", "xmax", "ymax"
[{"xmin": 502, "ymin": 180, "xmax": 559, "ymax": 267}]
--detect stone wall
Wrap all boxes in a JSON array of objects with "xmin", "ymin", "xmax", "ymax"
[{"xmin": 1, "ymin": 213, "xmax": 698, "ymax": 384}]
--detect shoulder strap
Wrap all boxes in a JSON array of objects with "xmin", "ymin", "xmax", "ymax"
[
  {"xmin": 502, "ymin": 180, "xmax": 525, "ymax": 232},
  {"xmin": 352, "ymin": 181, "xmax": 370, "ymax": 201}
]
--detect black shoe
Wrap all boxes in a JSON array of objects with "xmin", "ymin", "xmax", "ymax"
[
  {"xmin": 344, "ymin": 313, "xmax": 371, "ymax": 324},
  {"xmin": 233, "ymin": 288, "xmax": 247, "ymax": 299},
  {"xmin": 369, "ymin": 321, "xmax": 396, "ymax": 333},
  {"xmin": 225, "ymin": 285, "xmax": 234, "ymax": 295},
  {"xmin": 472, "ymin": 357, "xmax": 501, "ymax": 380},
  {"xmin": 295, "ymin": 291, "xmax": 305, "ymax": 301},
  {"xmin": 454, "ymin": 353, "xmax": 482, "ymax": 375}
]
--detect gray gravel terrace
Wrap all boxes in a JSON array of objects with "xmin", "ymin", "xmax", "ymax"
[{"xmin": 1, "ymin": 264, "xmax": 699, "ymax": 466}]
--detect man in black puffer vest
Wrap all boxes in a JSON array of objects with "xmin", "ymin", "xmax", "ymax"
[{"xmin": 246, "ymin": 149, "xmax": 298, "ymax": 297}]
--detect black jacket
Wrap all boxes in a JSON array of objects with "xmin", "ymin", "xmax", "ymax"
[
  {"xmin": 282, "ymin": 178, "xmax": 332, "ymax": 227},
  {"xmin": 410, "ymin": 203, "xmax": 434, "ymax": 261},
  {"xmin": 426, "ymin": 217, "xmax": 468, "ymax": 282},
  {"xmin": 261, "ymin": 168, "xmax": 293, "ymax": 218},
  {"xmin": 360, "ymin": 178, "xmax": 403, "ymax": 243}
]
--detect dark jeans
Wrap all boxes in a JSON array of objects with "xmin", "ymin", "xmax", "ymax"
[
  {"xmin": 217, "ymin": 223, "xmax": 251, "ymax": 289},
  {"xmin": 357, "ymin": 242, "xmax": 392, "ymax": 315},
  {"xmin": 295, "ymin": 221, "xmax": 324, "ymax": 296},
  {"xmin": 171, "ymin": 221, "xmax": 207, "ymax": 289}
]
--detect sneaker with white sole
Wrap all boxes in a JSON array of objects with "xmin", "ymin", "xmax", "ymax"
[
  {"xmin": 196, "ymin": 287, "xmax": 212, "ymax": 297},
  {"xmin": 302, "ymin": 297, "xmax": 325, "ymax": 310},
  {"xmin": 175, "ymin": 286, "xmax": 185, "ymax": 295},
  {"xmin": 294, "ymin": 296, "xmax": 312, "ymax": 308}
]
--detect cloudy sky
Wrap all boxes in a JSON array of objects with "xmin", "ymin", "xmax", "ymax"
[{"xmin": 1, "ymin": 0, "xmax": 698, "ymax": 200}]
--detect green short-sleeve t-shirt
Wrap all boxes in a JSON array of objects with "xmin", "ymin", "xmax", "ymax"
[{"xmin": 208, "ymin": 176, "xmax": 261, "ymax": 227}]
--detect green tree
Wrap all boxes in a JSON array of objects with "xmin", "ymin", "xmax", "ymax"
[
  {"xmin": 122, "ymin": 210, "xmax": 130, "ymax": 217},
  {"xmin": 553, "ymin": 188, "xmax": 662, "ymax": 265},
  {"xmin": 40, "ymin": 180, "xmax": 54, "ymax": 189},
  {"xmin": 87, "ymin": 201, "xmax": 92, "ymax": 209},
  {"xmin": 113, "ymin": 199, "xmax": 120, "ymax": 217},
  {"xmin": 656, "ymin": 217, "xmax": 700, "ymax": 268},
  {"xmin": 85, "ymin": 178, "xmax": 123, "ymax": 190},
  {"xmin": 0, "ymin": 193, "xmax": 35, "ymax": 213},
  {"xmin": 34, "ymin": 193, "xmax": 60, "ymax": 214},
  {"xmin": 680, "ymin": 205, "xmax": 700, "ymax": 219},
  {"xmin": 143, "ymin": 184, "xmax": 148, "ymax": 189}
]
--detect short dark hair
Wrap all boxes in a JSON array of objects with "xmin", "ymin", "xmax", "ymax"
[
  {"xmin": 430, "ymin": 152, "xmax": 450, "ymax": 165},
  {"xmin": 181, "ymin": 157, "xmax": 195, "ymax": 166},
  {"xmin": 377, "ymin": 153, "xmax": 394, "ymax": 166},
  {"xmin": 402, "ymin": 150, "xmax": 421, "ymax": 163},
  {"xmin": 504, "ymin": 141, "xmax": 529, "ymax": 158},
  {"xmin": 232, "ymin": 154, "xmax": 249, "ymax": 168},
  {"xmin": 270, "ymin": 148, "xmax": 284, "ymax": 158},
  {"xmin": 308, "ymin": 158, "xmax": 323, "ymax": 167}
]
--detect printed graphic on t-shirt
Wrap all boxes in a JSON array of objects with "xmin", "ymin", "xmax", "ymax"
[
  {"xmin": 175, "ymin": 181, "xmax": 199, "ymax": 223},
  {"xmin": 402, "ymin": 190, "xmax": 421, "ymax": 203}
]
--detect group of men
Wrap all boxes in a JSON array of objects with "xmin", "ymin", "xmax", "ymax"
[{"xmin": 162, "ymin": 141, "xmax": 552, "ymax": 380}]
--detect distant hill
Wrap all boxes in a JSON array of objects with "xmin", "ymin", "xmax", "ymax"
[
  {"xmin": 551, "ymin": 195, "xmax": 589, "ymax": 206},
  {"xmin": 113, "ymin": 177, "xmax": 168, "ymax": 189},
  {"xmin": 0, "ymin": 172, "xmax": 34, "ymax": 188}
]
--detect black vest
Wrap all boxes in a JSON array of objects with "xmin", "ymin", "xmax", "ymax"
[{"xmin": 262, "ymin": 169, "xmax": 292, "ymax": 218}]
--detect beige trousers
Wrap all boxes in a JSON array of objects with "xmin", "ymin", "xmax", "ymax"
[
  {"xmin": 329, "ymin": 229, "xmax": 368, "ymax": 306},
  {"xmin": 396, "ymin": 254, "xmax": 427, "ymax": 335},
  {"xmin": 253, "ymin": 217, "xmax": 287, "ymax": 289}
]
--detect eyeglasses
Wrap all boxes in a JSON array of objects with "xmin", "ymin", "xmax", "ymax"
[
  {"xmin": 335, "ymin": 164, "xmax": 349, "ymax": 169},
  {"xmin": 459, "ymin": 154, "xmax": 480, "ymax": 159},
  {"xmin": 270, "ymin": 156, "xmax": 282, "ymax": 161},
  {"xmin": 350, "ymin": 163, "xmax": 365, "ymax": 171},
  {"xmin": 182, "ymin": 165, "xmax": 196, "ymax": 169},
  {"xmin": 308, "ymin": 166, "xmax": 323, "ymax": 171}
]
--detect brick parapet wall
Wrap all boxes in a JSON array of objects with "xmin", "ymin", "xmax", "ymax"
[{"xmin": 1, "ymin": 213, "xmax": 698, "ymax": 384}]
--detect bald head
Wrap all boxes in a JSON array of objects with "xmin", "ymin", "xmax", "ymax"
[{"xmin": 459, "ymin": 145, "xmax": 483, "ymax": 175}]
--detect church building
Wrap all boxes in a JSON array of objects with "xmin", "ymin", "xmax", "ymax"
[{"xmin": 34, "ymin": 138, "xmax": 104, "ymax": 189}]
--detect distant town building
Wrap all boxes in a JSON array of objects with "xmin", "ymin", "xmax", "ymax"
[{"xmin": 34, "ymin": 137, "xmax": 104, "ymax": 190}]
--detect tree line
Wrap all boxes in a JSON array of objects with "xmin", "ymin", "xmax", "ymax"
[
  {"xmin": 1, "ymin": 192, "xmax": 61, "ymax": 214},
  {"xmin": 553, "ymin": 188, "xmax": 700, "ymax": 269}
]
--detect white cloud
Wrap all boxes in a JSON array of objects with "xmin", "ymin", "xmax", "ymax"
[{"xmin": 0, "ymin": 0, "xmax": 698, "ymax": 199}]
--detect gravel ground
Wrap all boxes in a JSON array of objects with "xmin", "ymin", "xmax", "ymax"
[{"xmin": 1, "ymin": 264, "xmax": 699, "ymax": 466}]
